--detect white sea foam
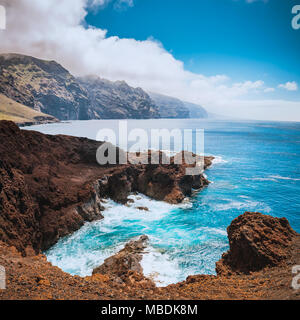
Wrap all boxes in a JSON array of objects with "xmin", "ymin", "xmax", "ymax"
[
  {"xmin": 45, "ymin": 191, "xmax": 237, "ymax": 285},
  {"xmin": 141, "ymin": 244, "xmax": 182, "ymax": 287},
  {"xmin": 243, "ymin": 177, "xmax": 277, "ymax": 182},
  {"xmin": 141, "ymin": 237, "xmax": 229, "ymax": 286},
  {"xmin": 196, "ymin": 227, "xmax": 227, "ymax": 236},
  {"xmin": 269, "ymin": 175, "xmax": 300, "ymax": 181},
  {"xmin": 46, "ymin": 193, "xmax": 188, "ymax": 278},
  {"xmin": 214, "ymin": 198, "xmax": 271, "ymax": 213},
  {"xmin": 243, "ymin": 175, "xmax": 300, "ymax": 182},
  {"xmin": 211, "ymin": 156, "xmax": 228, "ymax": 166},
  {"xmin": 46, "ymin": 227, "xmax": 124, "ymax": 277},
  {"xmin": 238, "ymin": 195, "xmax": 250, "ymax": 199}
]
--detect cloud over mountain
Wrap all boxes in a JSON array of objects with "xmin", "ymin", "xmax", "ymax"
[{"xmin": 0, "ymin": 0, "xmax": 299, "ymax": 121}]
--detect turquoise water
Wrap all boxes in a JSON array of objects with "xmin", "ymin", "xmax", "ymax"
[{"xmin": 25, "ymin": 119, "xmax": 300, "ymax": 285}]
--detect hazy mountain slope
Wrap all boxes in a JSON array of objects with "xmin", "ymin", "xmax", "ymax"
[
  {"xmin": 77, "ymin": 76, "xmax": 160, "ymax": 119},
  {"xmin": 183, "ymin": 101, "xmax": 208, "ymax": 119},
  {"xmin": 0, "ymin": 93, "xmax": 58, "ymax": 125},
  {"xmin": 149, "ymin": 92, "xmax": 190, "ymax": 119}
]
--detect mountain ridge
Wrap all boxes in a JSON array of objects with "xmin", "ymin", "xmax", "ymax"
[
  {"xmin": 0, "ymin": 53, "xmax": 209, "ymax": 122},
  {"xmin": 77, "ymin": 75, "xmax": 160, "ymax": 119}
]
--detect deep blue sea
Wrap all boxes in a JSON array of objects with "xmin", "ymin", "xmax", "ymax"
[{"xmin": 24, "ymin": 119, "xmax": 300, "ymax": 286}]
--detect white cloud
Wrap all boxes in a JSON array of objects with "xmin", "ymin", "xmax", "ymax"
[
  {"xmin": 89, "ymin": 0, "xmax": 109, "ymax": 6},
  {"xmin": 88, "ymin": 0, "xmax": 134, "ymax": 10},
  {"xmin": 114, "ymin": 0, "xmax": 134, "ymax": 9},
  {"xmin": 264, "ymin": 87, "xmax": 275, "ymax": 93},
  {"xmin": 278, "ymin": 81, "xmax": 298, "ymax": 91},
  {"xmin": 0, "ymin": 0, "xmax": 299, "ymax": 121}
]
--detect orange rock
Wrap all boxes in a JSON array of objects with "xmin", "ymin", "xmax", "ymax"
[{"xmin": 89, "ymin": 274, "xmax": 110, "ymax": 283}]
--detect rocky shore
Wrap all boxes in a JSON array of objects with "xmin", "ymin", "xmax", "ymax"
[
  {"xmin": 0, "ymin": 120, "xmax": 299, "ymax": 300},
  {"xmin": 17, "ymin": 116, "xmax": 59, "ymax": 127},
  {"xmin": 0, "ymin": 120, "xmax": 213, "ymax": 254},
  {"xmin": 0, "ymin": 212, "xmax": 299, "ymax": 300}
]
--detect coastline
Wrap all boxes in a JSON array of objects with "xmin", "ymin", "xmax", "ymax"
[
  {"xmin": 0, "ymin": 120, "xmax": 213, "ymax": 253},
  {"xmin": 17, "ymin": 117, "xmax": 59, "ymax": 127},
  {"xmin": 0, "ymin": 212, "xmax": 299, "ymax": 300},
  {"xmin": 0, "ymin": 120, "xmax": 299, "ymax": 300}
]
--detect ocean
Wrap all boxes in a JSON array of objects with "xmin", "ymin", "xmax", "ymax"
[{"xmin": 24, "ymin": 119, "xmax": 300, "ymax": 286}]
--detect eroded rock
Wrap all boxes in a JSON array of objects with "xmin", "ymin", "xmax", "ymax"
[
  {"xmin": 216, "ymin": 212, "xmax": 297, "ymax": 275},
  {"xmin": 92, "ymin": 235, "xmax": 149, "ymax": 281},
  {"xmin": 0, "ymin": 120, "xmax": 213, "ymax": 254}
]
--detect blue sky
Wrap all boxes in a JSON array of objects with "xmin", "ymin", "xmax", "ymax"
[
  {"xmin": 2, "ymin": 0, "xmax": 300, "ymax": 120},
  {"xmin": 86, "ymin": 0, "xmax": 300, "ymax": 101}
]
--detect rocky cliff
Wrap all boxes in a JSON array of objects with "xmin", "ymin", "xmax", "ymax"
[
  {"xmin": 0, "ymin": 211, "xmax": 298, "ymax": 300},
  {"xmin": 0, "ymin": 53, "xmax": 209, "ymax": 122},
  {"xmin": 0, "ymin": 120, "xmax": 299, "ymax": 300},
  {"xmin": 0, "ymin": 53, "xmax": 90, "ymax": 120},
  {"xmin": 183, "ymin": 101, "xmax": 208, "ymax": 119},
  {"xmin": 0, "ymin": 120, "xmax": 212, "ymax": 254},
  {"xmin": 149, "ymin": 92, "xmax": 190, "ymax": 119},
  {"xmin": 0, "ymin": 54, "xmax": 161, "ymax": 120},
  {"xmin": 149, "ymin": 92, "xmax": 209, "ymax": 119},
  {"xmin": 216, "ymin": 212, "xmax": 297, "ymax": 275},
  {"xmin": 78, "ymin": 76, "xmax": 160, "ymax": 119}
]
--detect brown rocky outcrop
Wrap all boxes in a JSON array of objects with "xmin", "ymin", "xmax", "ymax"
[
  {"xmin": 0, "ymin": 120, "xmax": 212, "ymax": 254},
  {"xmin": 216, "ymin": 212, "xmax": 297, "ymax": 275},
  {"xmin": 2, "ymin": 119, "xmax": 298, "ymax": 300},
  {"xmin": 0, "ymin": 212, "xmax": 299, "ymax": 300},
  {"xmin": 0, "ymin": 159, "xmax": 42, "ymax": 254},
  {"xmin": 92, "ymin": 235, "xmax": 151, "ymax": 285}
]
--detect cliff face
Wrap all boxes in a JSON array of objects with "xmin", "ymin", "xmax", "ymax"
[
  {"xmin": 0, "ymin": 120, "xmax": 106, "ymax": 253},
  {"xmin": 0, "ymin": 53, "xmax": 209, "ymax": 122},
  {"xmin": 1, "ymin": 121, "xmax": 298, "ymax": 300},
  {"xmin": 78, "ymin": 76, "xmax": 160, "ymax": 119},
  {"xmin": 0, "ymin": 54, "xmax": 90, "ymax": 120},
  {"xmin": 183, "ymin": 101, "xmax": 208, "ymax": 119},
  {"xmin": 148, "ymin": 93, "xmax": 210, "ymax": 119},
  {"xmin": 0, "ymin": 54, "xmax": 161, "ymax": 120},
  {"xmin": 149, "ymin": 92, "xmax": 190, "ymax": 119},
  {"xmin": 0, "ymin": 120, "xmax": 212, "ymax": 254}
]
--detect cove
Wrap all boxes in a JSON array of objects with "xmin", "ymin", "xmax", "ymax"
[{"xmin": 23, "ymin": 119, "xmax": 300, "ymax": 286}]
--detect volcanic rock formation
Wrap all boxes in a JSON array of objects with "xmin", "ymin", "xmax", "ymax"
[
  {"xmin": 216, "ymin": 212, "xmax": 297, "ymax": 275},
  {"xmin": 0, "ymin": 211, "xmax": 299, "ymax": 300},
  {"xmin": 92, "ymin": 235, "xmax": 151, "ymax": 285},
  {"xmin": 0, "ymin": 120, "xmax": 299, "ymax": 300},
  {"xmin": 0, "ymin": 120, "xmax": 212, "ymax": 254}
]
